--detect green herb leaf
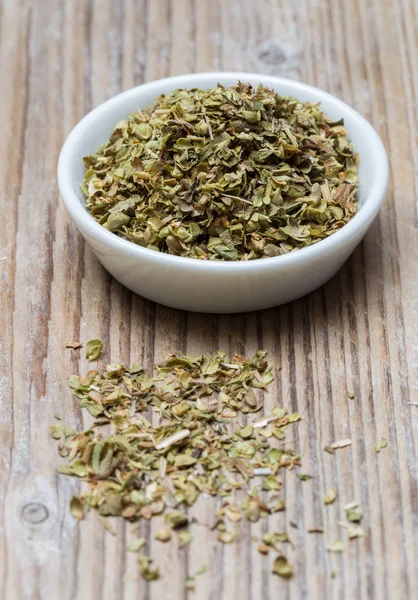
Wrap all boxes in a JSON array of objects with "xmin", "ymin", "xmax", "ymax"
[
  {"xmin": 49, "ymin": 424, "xmax": 76, "ymax": 439},
  {"xmin": 348, "ymin": 526, "xmax": 366, "ymax": 539},
  {"xmin": 127, "ymin": 537, "xmax": 146, "ymax": 552},
  {"xmin": 217, "ymin": 531, "xmax": 235, "ymax": 544},
  {"xmin": 178, "ymin": 530, "xmax": 193, "ymax": 548},
  {"xmin": 155, "ymin": 528, "xmax": 172, "ymax": 543},
  {"xmin": 272, "ymin": 555, "xmax": 294, "ymax": 578},
  {"xmin": 375, "ymin": 438, "xmax": 388, "ymax": 453},
  {"xmin": 324, "ymin": 486, "xmax": 337, "ymax": 505},
  {"xmin": 70, "ymin": 496, "xmax": 84, "ymax": 522},
  {"xmin": 138, "ymin": 556, "xmax": 159, "ymax": 580},
  {"xmin": 297, "ymin": 473, "xmax": 312, "ymax": 481},
  {"xmin": 85, "ymin": 339, "xmax": 103, "ymax": 361},
  {"xmin": 346, "ymin": 507, "xmax": 363, "ymax": 523},
  {"xmin": 327, "ymin": 540, "xmax": 345, "ymax": 553}
]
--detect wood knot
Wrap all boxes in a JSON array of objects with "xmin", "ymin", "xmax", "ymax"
[
  {"xmin": 255, "ymin": 40, "xmax": 287, "ymax": 65},
  {"xmin": 21, "ymin": 503, "xmax": 49, "ymax": 524},
  {"xmin": 252, "ymin": 38, "xmax": 302, "ymax": 77}
]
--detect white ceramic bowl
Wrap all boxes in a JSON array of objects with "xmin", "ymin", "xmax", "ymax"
[{"xmin": 58, "ymin": 72, "xmax": 388, "ymax": 313}]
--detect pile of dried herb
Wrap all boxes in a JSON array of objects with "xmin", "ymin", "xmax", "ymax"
[
  {"xmin": 52, "ymin": 350, "xmax": 301, "ymax": 580},
  {"xmin": 82, "ymin": 83, "xmax": 359, "ymax": 260}
]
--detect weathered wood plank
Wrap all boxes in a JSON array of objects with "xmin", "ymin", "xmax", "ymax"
[{"xmin": 0, "ymin": 0, "xmax": 417, "ymax": 598}]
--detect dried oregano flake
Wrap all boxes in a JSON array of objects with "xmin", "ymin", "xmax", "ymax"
[
  {"xmin": 155, "ymin": 527, "xmax": 172, "ymax": 543},
  {"xmin": 272, "ymin": 555, "xmax": 294, "ymax": 578},
  {"xmin": 66, "ymin": 341, "xmax": 83, "ymax": 350},
  {"xmin": 346, "ymin": 506, "xmax": 363, "ymax": 523},
  {"xmin": 70, "ymin": 496, "xmax": 84, "ymax": 522},
  {"xmin": 328, "ymin": 438, "xmax": 352, "ymax": 450},
  {"xmin": 138, "ymin": 556, "xmax": 159, "ymax": 580},
  {"xmin": 324, "ymin": 486, "xmax": 337, "ymax": 505},
  {"xmin": 327, "ymin": 540, "xmax": 345, "ymax": 553},
  {"xmin": 375, "ymin": 437, "xmax": 388, "ymax": 453},
  {"xmin": 82, "ymin": 83, "xmax": 358, "ymax": 261},
  {"xmin": 85, "ymin": 338, "xmax": 103, "ymax": 361},
  {"xmin": 127, "ymin": 537, "xmax": 146, "ymax": 552}
]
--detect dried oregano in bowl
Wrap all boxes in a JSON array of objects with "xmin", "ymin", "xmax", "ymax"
[{"xmin": 82, "ymin": 83, "xmax": 358, "ymax": 261}]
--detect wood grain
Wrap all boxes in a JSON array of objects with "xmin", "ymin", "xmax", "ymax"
[{"xmin": 0, "ymin": 0, "xmax": 417, "ymax": 598}]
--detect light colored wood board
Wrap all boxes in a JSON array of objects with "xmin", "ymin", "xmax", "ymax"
[{"xmin": 0, "ymin": 0, "xmax": 417, "ymax": 598}]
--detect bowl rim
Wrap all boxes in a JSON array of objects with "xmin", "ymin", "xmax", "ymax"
[{"xmin": 57, "ymin": 71, "xmax": 389, "ymax": 272}]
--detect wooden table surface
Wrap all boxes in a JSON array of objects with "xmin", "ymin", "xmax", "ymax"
[{"xmin": 1, "ymin": 0, "xmax": 417, "ymax": 598}]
